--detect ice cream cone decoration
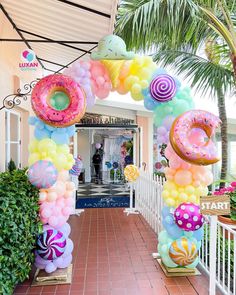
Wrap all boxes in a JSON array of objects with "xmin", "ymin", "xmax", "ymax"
[{"xmin": 101, "ymin": 60, "xmax": 124, "ymax": 89}]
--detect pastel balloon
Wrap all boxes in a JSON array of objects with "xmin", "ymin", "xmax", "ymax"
[
  {"xmin": 36, "ymin": 229, "xmax": 67, "ymax": 260},
  {"xmin": 28, "ymin": 160, "xmax": 58, "ymax": 188},
  {"xmin": 174, "ymin": 203, "xmax": 204, "ymax": 231},
  {"xmin": 170, "ymin": 110, "xmax": 221, "ymax": 165},
  {"xmin": 169, "ymin": 237, "xmax": 198, "ymax": 266}
]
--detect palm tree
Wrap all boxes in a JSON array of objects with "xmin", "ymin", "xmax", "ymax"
[{"xmin": 115, "ymin": 0, "xmax": 236, "ymax": 183}]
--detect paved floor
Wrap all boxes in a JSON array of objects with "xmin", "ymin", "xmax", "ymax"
[{"xmin": 14, "ymin": 208, "xmax": 221, "ymax": 295}]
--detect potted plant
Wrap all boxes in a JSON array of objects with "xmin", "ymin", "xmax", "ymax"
[{"xmin": 214, "ymin": 182, "xmax": 236, "ymax": 239}]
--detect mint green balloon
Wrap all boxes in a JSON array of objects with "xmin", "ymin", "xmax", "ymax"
[{"xmin": 50, "ymin": 91, "xmax": 70, "ymax": 111}]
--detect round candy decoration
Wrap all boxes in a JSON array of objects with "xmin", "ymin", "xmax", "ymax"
[
  {"xmin": 36, "ymin": 229, "xmax": 67, "ymax": 260},
  {"xmin": 150, "ymin": 74, "xmax": 177, "ymax": 102},
  {"xmin": 124, "ymin": 164, "xmax": 140, "ymax": 182},
  {"xmin": 169, "ymin": 237, "xmax": 198, "ymax": 267},
  {"xmin": 174, "ymin": 202, "xmax": 204, "ymax": 231},
  {"xmin": 169, "ymin": 110, "xmax": 221, "ymax": 165},
  {"xmin": 31, "ymin": 74, "xmax": 86, "ymax": 127},
  {"xmin": 113, "ymin": 162, "xmax": 119, "ymax": 169},
  {"xmin": 28, "ymin": 160, "xmax": 58, "ymax": 189}
]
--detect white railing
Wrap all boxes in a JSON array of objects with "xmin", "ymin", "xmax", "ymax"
[
  {"xmin": 134, "ymin": 170, "xmax": 164, "ymax": 235},
  {"xmin": 199, "ymin": 220, "xmax": 236, "ymax": 295},
  {"xmin": 133, "ymin": 170, "xmax": 236, "ymax": 295}
]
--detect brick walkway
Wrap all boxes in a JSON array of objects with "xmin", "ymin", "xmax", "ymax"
[{"xmin": 14, "ymin": 208, "xmax": 222, "ymax": 295}]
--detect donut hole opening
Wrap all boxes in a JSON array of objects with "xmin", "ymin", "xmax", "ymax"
[
  {"xmin": 187, "ymin": 128, "xmax": 208, "ymax": 146},
  {"xmin": 48, "ymin": 89, "xmax": 70, "ymax": 111}
]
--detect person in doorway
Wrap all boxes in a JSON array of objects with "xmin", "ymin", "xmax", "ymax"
[{"xmin": 92, "ymin": 150, "xmax": 102, "ymax": 180}]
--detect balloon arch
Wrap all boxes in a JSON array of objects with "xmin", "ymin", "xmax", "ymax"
[{"xmin": 28, "ymin": 35, "xmax": 220, "ymax": 273}]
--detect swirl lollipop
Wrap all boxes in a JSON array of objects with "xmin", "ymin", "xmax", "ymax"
[
  {"xmin": 36, "ymin": 229, "xmax": 67, "ymax": 260},
  {"xmin": 169, "ymin": 237, "xmax": 198, "ymax": 266},
  {"xmin": 124, "ymin": 165, "xmax": 139, "ymax": 182},
  {"xmin": 28, "ymin": 160, "xmax": 58, "ymax": 189},
  {"xmin": 150, "ymin": 74, "xmax": 176, "ymax": 102}
]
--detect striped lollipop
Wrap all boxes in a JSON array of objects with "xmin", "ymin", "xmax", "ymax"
[
  {"xmin": 169, "ymin": 237, "xmax": 198, "ymax": 267},
  {"xmin": 150, "ymin": 74, "xmax": 176, "ymax": 102},
  {"xmin": 28, "ymin": 160, "xmax": 58, "ymax": 189},
  {"xmin": 36, "ymin": 229, "xmax": 67, "ymax": 260},
  {"xmin": 69, "ymin": 158, "xmax": 83, "ymax": 176}
]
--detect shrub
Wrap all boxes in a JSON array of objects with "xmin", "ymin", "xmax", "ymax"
[
  {"xmin": 7, "ymin": 159, "xmax": 16, "ymax": 173},
  {"xmin": 0, "ymin": 169, "xmax": 41, "ymax": 295}
]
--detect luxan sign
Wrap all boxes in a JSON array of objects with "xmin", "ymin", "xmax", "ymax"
[
  {"xmin": 19, "ymin": 49, "xmax": 38, "ymax": 71},
  {"xmin": 200, "ymin": 195, "xmax": 230, "ymax": 215}
]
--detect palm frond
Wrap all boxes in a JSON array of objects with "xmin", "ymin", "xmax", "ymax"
[
  {"xmin": 115, "ymin": 0, "xmax": 211, "ymax": 52},
  {"xmin": 153, "ymin": 50, "xmax": 234, "ymax": 97}
]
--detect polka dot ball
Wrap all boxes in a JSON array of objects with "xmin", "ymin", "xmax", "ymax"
[{"xmin": 174, "ymin": 202, "xmax": 204, "ymax": 232}]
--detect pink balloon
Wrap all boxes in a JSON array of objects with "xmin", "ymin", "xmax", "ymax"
[
  {"xmin": 41, "ymin": 208, "xmax": 52, "ymax": 218},
  {"xmin": 62, "ymin": 207, "xmax": 72, "ymax": 216},
  {"xmin": 48, "ymin": 216, "xmax": 58, "ymax": 227},
  {"xmin": 162, "ymin": 115, "xmax": 175, "ymax": 130},
  {"xmin": 96, "ymin": 76, "xmax": 105, "ymax": 86},
  {"xmin": 64, "ymin": 197, "xmax": 74, "ymax": 206},
  {"xmin": 174, "ymin": 170, "xmax": 193, "ymax": 186}
]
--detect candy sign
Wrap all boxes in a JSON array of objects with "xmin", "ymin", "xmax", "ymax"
[{"xmin": 200, "ymin": 195, "xmax": 230, "ymax": 215}]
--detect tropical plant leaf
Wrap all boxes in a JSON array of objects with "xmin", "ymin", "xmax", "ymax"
[{"xmin": 153, "ymin": 50, "xmax": 234, "ymax": 97}]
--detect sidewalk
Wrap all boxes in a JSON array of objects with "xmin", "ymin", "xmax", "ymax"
[{"xmin": 14, "ymin": 208, "xmax": 222, "ymax": 295}]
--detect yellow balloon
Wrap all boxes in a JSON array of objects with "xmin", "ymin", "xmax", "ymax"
[
  {"xmin": 189, "ymin": 194, "xmax": 197, "ymax": 203},
  {"xmin": 28, "ymin": 153, "xmax": 40, "ymax": 165},
  {"xmin": 38, "ymin": 138, "xmax": 56, "ymax": 153},
  {"xmin": 171, "ymin": 190, "xmax": 178, "ymax": 198},
  {"xmin": 140, "ymin": 80, "xmax": 149, "ymax": 89},
  {"xmin": 131, "ymin": 91, "xmax": 143, "ymax": 101},
  {"xmin": 54, "ymin": 154, "xmax": 67, "ymax": 171},
  {"xmin": 57, "ymin": 144, "xmax": 70, "ymax": 155},
  {"xmin": 185, "ymin": 185, "xmax": 195, "ymax": 195},
  {"xmin": 162, "ymin": 190, "xmax": 170, "ymax": 199},
  {"xmin": 124, "ymin": 75, "xmax": 139, "ymax": 90},
  {"xmin": 131, "ymin": 83, "xmax": 142, "ymax": 94},
  {"xmin": 179, "ymin": 193, "xmax": 188, "ymax": 202},
  {"xmin": 165, "ymin": 198, "xmax": 176, "ymax": 207},
  {"xmin": 28, "ymin": 139, "xmax": 39, "ymax": 153}
]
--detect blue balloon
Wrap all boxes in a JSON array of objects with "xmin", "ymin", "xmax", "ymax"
[
  {"xmin": 192, "ymin": 227, "xmax": 204, "ymax": 241},
  {"xmin": 144, "ymin": 96, "xmax": 158, "ymax": 110},
  {"xmin": 106, "ymin": 162, "xmax": 112, "ymax": 169},
  {"xmin": 34, "ymin": 128, "xmax": 51, "ymax": 140},
  {"xmin": 51, "ymin": 131, "xmax": 69, "ymax": 145},
  {"xmin": 113, "ymin": 162, "xmax": 119, "ymax": 169}
]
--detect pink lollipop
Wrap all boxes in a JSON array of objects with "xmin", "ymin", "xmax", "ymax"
[
  {"xmin": 174, "ymin": 202, "xmax": 204, "ymax": 231},
  {"xmin": 28, "ymin": 160, "xmax": 58, "ymax": 189}
]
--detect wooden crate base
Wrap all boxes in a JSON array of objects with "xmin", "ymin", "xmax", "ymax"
[
  {"xmin": 157, "ymin": 259, "xmax": 201, "ymax": 277},
  {"xmin": 32, "ymin": 264, "xmax": 72, "ymax": 286}
]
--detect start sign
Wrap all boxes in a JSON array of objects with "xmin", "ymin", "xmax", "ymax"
[{"xmin": 200, "ymin": 195, "xmax": 230, "ymax": 215}]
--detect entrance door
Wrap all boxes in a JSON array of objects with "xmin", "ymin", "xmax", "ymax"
[{"xmin": 5, "ymin": 110, "xmax": 21, "ymax": 170}]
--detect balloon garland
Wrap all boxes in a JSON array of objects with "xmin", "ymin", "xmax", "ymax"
[{"xmin": 29, "ymin": 34, "xmax": 220, "ymax": 273}]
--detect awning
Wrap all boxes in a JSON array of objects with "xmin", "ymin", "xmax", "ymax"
[{"xmin": 0, "ymin": 0, "xmax": 119, "ymax": 73}]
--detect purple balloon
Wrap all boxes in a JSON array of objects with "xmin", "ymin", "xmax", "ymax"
[
  {"xmin": 95, "ymin": 143, "xmax": 101, "ymax": 149},
  {"xmin": 174, "ymin": 203, "xmax": 204, "ymax": 231},
  {"xmin": 45, "ymin": 262, "xmax": 57, "ymax": 273},
  {"xmin": 36, "ymin": 229, "xmax": 67, "ymax": 260},
  {"xmin": 150, "ymin": 74, "xmax": 177, "ymax": 102},
  {"xmin": 163, "ymin": 115, "xmax": 175, "ymax": 130}
]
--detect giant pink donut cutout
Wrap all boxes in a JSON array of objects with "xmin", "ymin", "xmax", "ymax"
[
  {"xmin": 169, "ymin": 110, "xmax": 221, "ymax": 165},
  {"xmin": 31, "ymin": 74, "xmax": 86, "ymax": 127}
]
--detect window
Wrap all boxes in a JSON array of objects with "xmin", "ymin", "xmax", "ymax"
[{"xmin": 5, "ymin": 110, "xmax": 21, "ymax": 170}]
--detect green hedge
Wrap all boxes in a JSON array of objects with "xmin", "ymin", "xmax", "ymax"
[{"xmin": 0, "ymin": 169, "xmax": 41, "ymax": 295}]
